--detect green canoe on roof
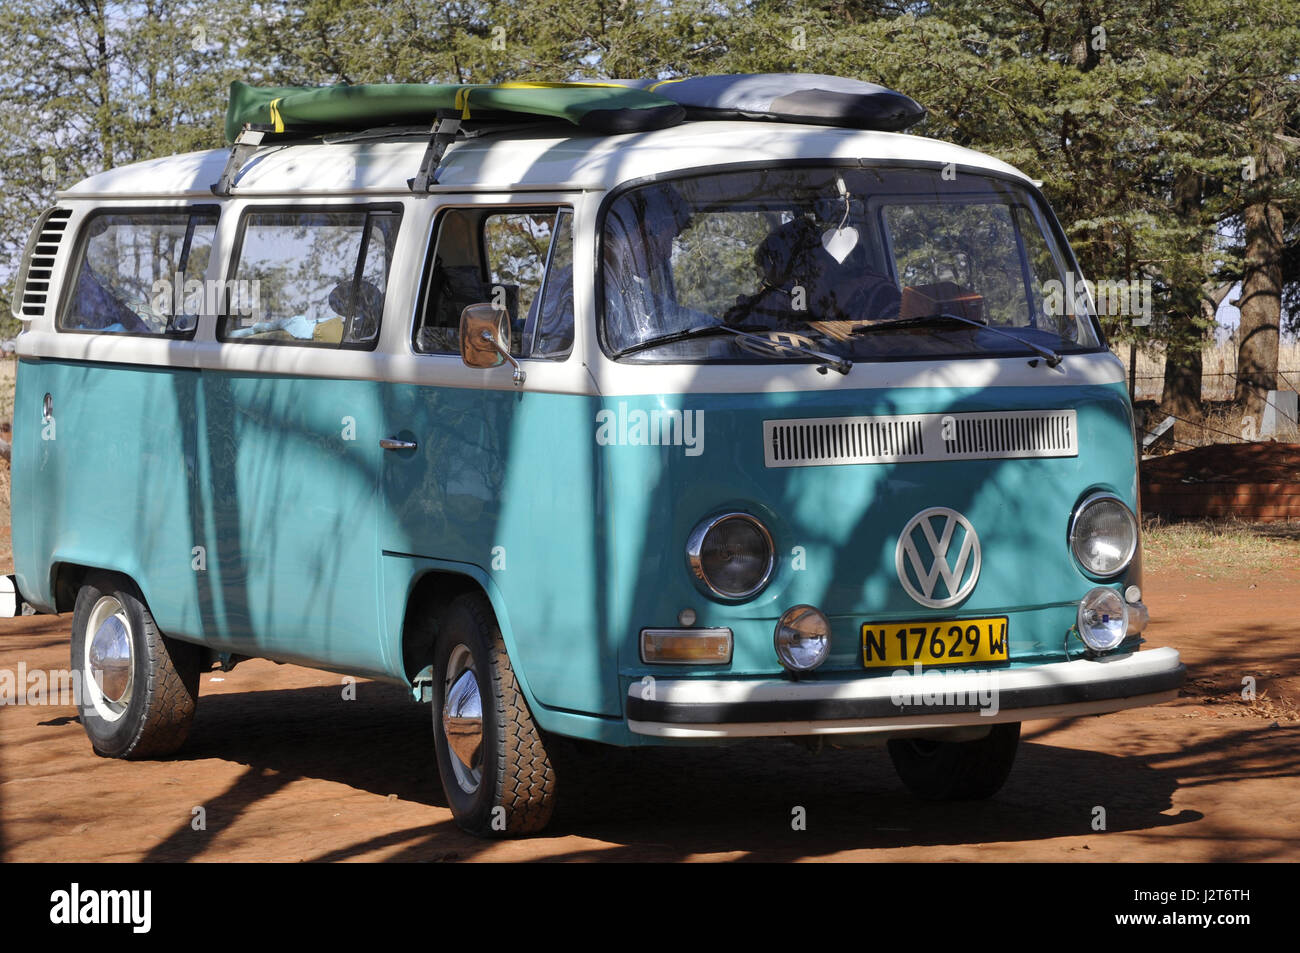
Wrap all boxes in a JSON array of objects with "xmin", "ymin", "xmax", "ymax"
[{"xmin": 224, "ymin": 80, "xmax": 686, "ymax": 141}]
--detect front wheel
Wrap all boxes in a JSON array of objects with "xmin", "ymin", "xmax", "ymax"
[
  {"xmin": 431, "ymin": 592, "xmax": 557, "ymax": 835},
  {"xmin": 70, "ymin": 572, "xmax": 201, "ymax": 759},
  {"xmin": 887, "ymin": 722, "xmax": 1020, "ymax": 800}
]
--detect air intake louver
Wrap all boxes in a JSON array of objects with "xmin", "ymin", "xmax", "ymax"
[
  {"xmin": 764, "ymin": 410, "xmax": 1078, "ymax": 468},
  {"xmin": 18, "ymin": 208, "xmax": 72, "ymax": 320}
]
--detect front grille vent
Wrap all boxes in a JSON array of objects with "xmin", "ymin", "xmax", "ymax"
[{"xmin": 764, "ymin": 409, "xmax": 1078, "ymax": 468}]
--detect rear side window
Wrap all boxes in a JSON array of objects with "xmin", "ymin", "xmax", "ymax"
[
  {"xmin": 222, "ymin": 207, "xmax": 400, "ymax": 348},
  {"xmin": 60, "ymin": 208, "xmax": 217, "ymax": 336}
]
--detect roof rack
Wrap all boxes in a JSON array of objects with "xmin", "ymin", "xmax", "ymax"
[
  {"xmin": 209, "ymin": 76, "xmax": 927, "ymax": 196},
  {"xmin": 407, "ymin": 113, "xmax": 462, "ymax": 192},
  {"xmin": 211, "ymin": 123, "xmax": 272, "ymax": 196}
]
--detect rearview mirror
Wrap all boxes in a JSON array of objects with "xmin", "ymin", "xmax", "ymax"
[{"xmin": 459, "ymin": 303, "xmax": 525, "ymax": 385}]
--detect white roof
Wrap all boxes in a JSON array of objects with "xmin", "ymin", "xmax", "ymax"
[{"xmin": 59, "ymin": 121, "xmax": 1031, "ymax": 199}]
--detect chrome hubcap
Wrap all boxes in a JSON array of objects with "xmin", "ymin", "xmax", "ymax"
[
  {"xmin": 441, "ymin": 645, "xmax": 483, "ymax": 794},
  {"xmin": 85, "ymin": 596, "xmax": 133, "ymax": 721}
]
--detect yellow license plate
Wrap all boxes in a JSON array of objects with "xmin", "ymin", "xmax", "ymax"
[{"xmin": 861, "ymin": 617, "xmax": 1009, "ymax": 668}]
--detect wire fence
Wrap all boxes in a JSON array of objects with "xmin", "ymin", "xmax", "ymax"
[
  {"xmin": 1125, "ymin": 369, "xmax": 1300, "ymax": 401},
  {"xmin": 1135, "ymin": 374, "xmax": 1300, "ymax": 455},
  {"xmin": 1116, "ymin": 339, "xmax": 1300, "ymax": 453}
]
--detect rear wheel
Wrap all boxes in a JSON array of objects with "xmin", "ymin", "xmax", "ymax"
[
  {"xmin": 70, "ymin": 573, "xmax": 201, "ymax": 759},
  {"xmin": 887, "ymin": 722, "xmax": 1020, "ymax": 800},
  {"xmin": 431, "ymin": 592, "xmax": 556, "ymax": 835}
]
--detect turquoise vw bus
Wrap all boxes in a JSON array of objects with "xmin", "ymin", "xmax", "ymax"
[{"xmin": 6, "ymin": 76, "xmax": 1184, "ymax": 835}]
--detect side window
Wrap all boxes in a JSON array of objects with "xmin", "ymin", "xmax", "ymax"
[
  {"xmin": 60, "ymin": 209, "xmax": 218, "ymax": 335},
  {"xmin": 528, "ymin": 209, "xmax": 574, "ymax": 359},
  {"xmin": 415, "ymin": 206, "xmax": 573, "ymax": 360},
  {"xmin": 222, "ymin": 208, "xmax": 399, "ymax": 347}
]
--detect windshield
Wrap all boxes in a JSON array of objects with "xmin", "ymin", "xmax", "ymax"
[{"xmin": 600, "ymin": 166, "xmax": 1101, "ymax": 363}]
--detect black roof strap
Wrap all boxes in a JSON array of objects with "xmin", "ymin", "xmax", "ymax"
[
  {"xmin": 408, "ymin": 112, "xmax": 463, "ymax": 192},
  {"xmin": 211, "ymin": 123, "xmax": 272, "ymax": 196}
]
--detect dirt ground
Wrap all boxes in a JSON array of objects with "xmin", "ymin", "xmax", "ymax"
[{"xmin": 2, "ymin": 538, "xmax": 1297, "ymax": 862}]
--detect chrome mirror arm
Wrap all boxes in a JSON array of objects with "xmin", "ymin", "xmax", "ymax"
[{"xmin": 480, "ymin": 329, "xmax": 526, "ymax": 386}]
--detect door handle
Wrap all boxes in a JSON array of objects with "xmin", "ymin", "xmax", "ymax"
[{"xmin": 380, "ymin": 437, "xmax": 418, "ymax": 451}]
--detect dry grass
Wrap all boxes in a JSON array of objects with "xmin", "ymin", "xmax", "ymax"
[
  {"xmin": 1113, "ymin": 337, "xmax": 1300, "ymax": 402},
  {"xmin": 1141, "ymin": 516, "xmax": 1300, "ymax": 578},
  {"xmin": 1116, "ymin": 337, "xmax": 1300, "ymax": 449},
  {"xmin": 1179, "ymin": 401, "xmax": 1300, "ymax": 446},
  {"xmin": 0, "ymin": 355, "xmax": 13, "ymax": 426}
]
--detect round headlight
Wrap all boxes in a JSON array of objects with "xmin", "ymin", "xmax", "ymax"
[
  {"xmin": 1069, "ymin": 494, "xmax": 1138, "ymax": 577},
  {"xmin": 686, "ymin": 512, "xmax": 775, "ymax": 600},
  {"xmin": 775, "ymin": 605, "xmax": 831, "ymax": 672},
  {"xmin": 1077, "ymin": 587, "xmax": 1128, "ymax": 652}
]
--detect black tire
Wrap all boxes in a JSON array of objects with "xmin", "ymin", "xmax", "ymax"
[
  {"xmin": 887, "ymin": 722, "xmax": 1020, "ymax": 800},
  {"xmin": 69, "ymin": 572, "xmax": 201, "ymax": 759},
  {"xmin": 431, "ymin": 592, "xmax": 556, "ymax": 836}
]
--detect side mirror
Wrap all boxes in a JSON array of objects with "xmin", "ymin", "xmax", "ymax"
[{"xmin": 459, "ymin": 303, "xmax": 525, "ymax": 385}]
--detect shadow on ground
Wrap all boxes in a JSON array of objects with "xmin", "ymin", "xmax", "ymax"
[{"xmin": 128, "ymin": 683, "xmax": 1300, "ymax": 862}]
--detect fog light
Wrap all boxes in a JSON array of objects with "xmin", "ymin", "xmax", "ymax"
[
  {"xmin": 774, "ymin": 605, "xmax": 831, "ymax": 672},
  {"xmin": 1077, "ymin": 587, "xmax": 1128, "ymax": 652},
  {"xmin": 641, "ymin": 628, "xmax": 732, "ymax": 664}
]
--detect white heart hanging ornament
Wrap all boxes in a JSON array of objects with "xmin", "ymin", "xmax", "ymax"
[{"xmin": 821, "ymin": 174, "xmax": 859, "ymax": 264}]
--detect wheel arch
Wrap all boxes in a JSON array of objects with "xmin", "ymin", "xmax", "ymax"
[
  {"xmin": 397, "ymin": 569, "xmax": 481, "ymax": 682},
  {"xmin": 392, "ymin": 561, "xmax": 546, "ymax": 723},
  {"xmin": 50, "ymin": 559, "xmax": 144, "ymax": 614}
]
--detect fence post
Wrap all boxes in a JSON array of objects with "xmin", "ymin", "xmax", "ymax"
[{"xmin": 1129, "ymin": 341, "xmax": 1137, "ymax": 401}]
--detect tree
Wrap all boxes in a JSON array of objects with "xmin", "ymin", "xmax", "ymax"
[{"xmin": 0, "ymin": 0, "xmax": 249, "ymax": 335}]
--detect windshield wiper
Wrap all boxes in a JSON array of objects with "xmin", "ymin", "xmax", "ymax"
[
  {"xmin": 852, "ymin": 312, "xmax": 1062, "ymax": 367},
  {"xmin": 613, "ymin": 323, "xmax": 853, "ymax": 375}
]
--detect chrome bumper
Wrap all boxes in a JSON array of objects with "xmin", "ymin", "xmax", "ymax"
[{"xmin": 626, "ymin": 646, "xmax": 1184, "ymax": 739}]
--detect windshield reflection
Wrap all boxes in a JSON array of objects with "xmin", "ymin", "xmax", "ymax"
[{"xmin": 601, "ymin": 166, "xmax": 1100, "ymax": 363}]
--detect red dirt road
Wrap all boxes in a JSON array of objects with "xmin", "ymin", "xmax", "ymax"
[{"xmin": 2, "ymin": 566, "xmax": 1297, "ymax": 862}]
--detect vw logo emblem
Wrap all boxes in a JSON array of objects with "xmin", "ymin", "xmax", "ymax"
[{"xmin": 895, "ymin": 507, "xmax": 982, "ymax": 608}]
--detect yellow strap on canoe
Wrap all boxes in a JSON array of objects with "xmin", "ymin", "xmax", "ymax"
[
  {"xmin": 268, "ymin": 97, "xmax": 285, "ymax": 133},
  {"xmin": 647, "ymin": 77, "xmax": 687, "ymax": 92},
  {"xmin": 455, "ymin": 87, "xmax": 473, "ymax": 119}
]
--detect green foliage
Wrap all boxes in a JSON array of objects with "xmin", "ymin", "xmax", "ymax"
[{"xmin": 712, "ymin": 0, "xmax": 1299, "ymax": 353}]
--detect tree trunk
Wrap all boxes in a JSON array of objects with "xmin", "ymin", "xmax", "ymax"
[
  {"xmin": 1161, "ymin": 166, "xmax": 1205, "ymax": 442},
  {"xmin": 1162, "ymin": 344, "xmax": 1203, "ymax": 424},
  {"xmin": 1235, "ymin": 90, "xmax": 1286, "ymax": 418},
  {"xmin": 91, "ymin": 0, "xmax": 115, "ymax": 172}
]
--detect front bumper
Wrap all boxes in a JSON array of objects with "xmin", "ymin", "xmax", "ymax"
[{"xmin": 626, "ymin": 646, "xmax": 1184, "ymax": 739}]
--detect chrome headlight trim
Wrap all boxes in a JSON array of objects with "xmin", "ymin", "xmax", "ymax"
[
  {"xmin": 1068, "ymin": 492, "xmax": 1138, "ymax": 578},
  {"xmin": 774, "ymin": 604, "xmax": 832, "ymax": 672},
  {"xmin": 1077, "ymin": 586, "xmax": 1129, "ymax": 652},
  {"xmin": 686, "ymin": 511, "xmax": 776, "ymax": 601}
]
